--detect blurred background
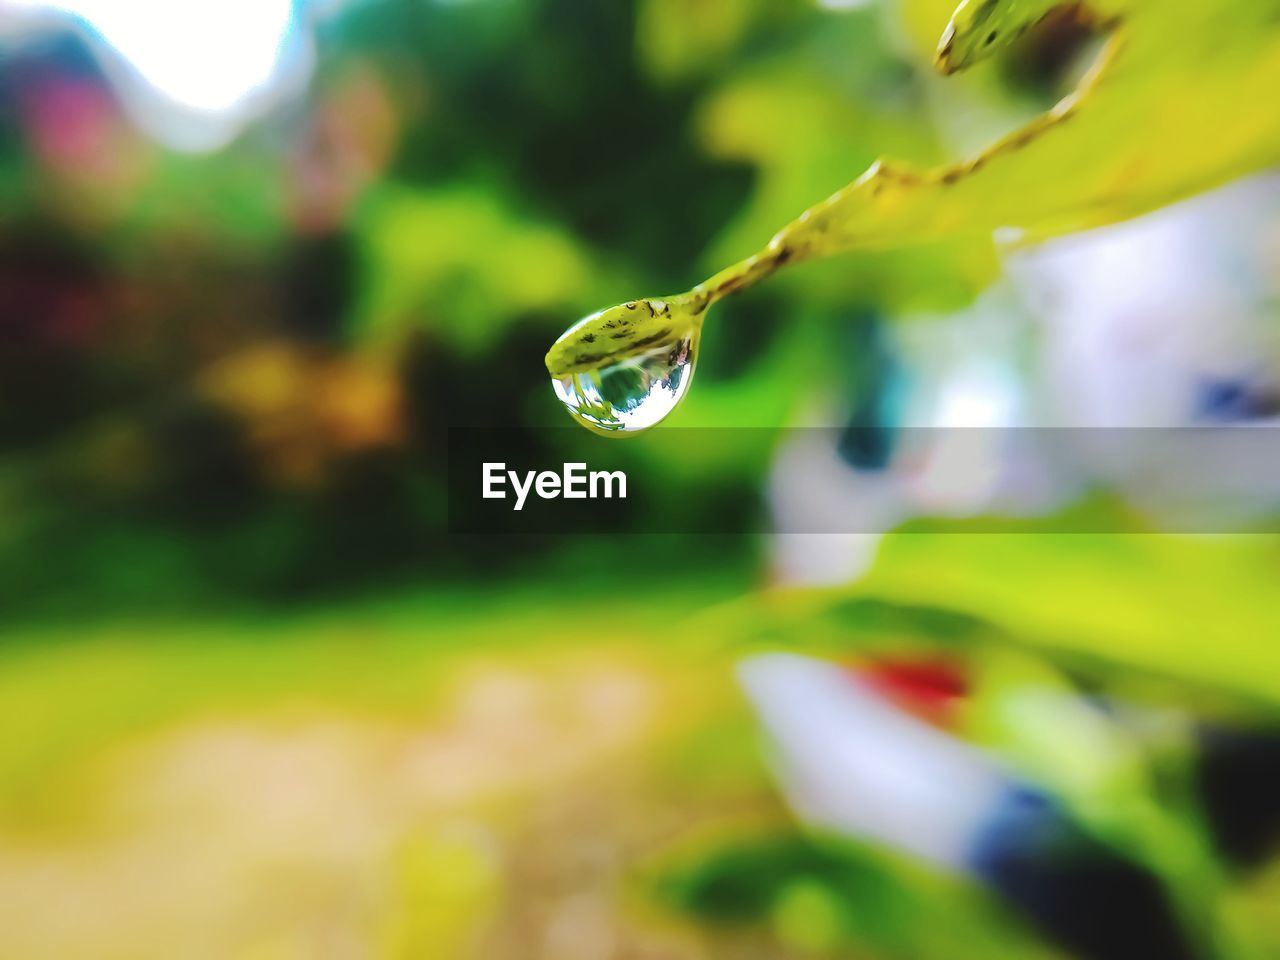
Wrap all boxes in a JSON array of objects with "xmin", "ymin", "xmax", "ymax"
[{"xmin": 2, "ymin": 0, "xmax": 1279, "ymax": 957}]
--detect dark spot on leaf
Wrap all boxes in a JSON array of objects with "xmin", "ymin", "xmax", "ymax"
[{"xmin": 629, "ymin": 329, "xmax": 672, "ymax": 349}]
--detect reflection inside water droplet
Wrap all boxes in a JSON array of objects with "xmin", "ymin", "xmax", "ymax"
[{"xmin": 551, "ymin": 332, "xmax": 697, "ymax": 434}]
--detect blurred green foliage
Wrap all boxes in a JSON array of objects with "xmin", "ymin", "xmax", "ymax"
[
  {"xmin": 2, "ymin": 0, "xmax": 1279, "ymax": 957},
  {"xmin": 658, "ymin": 831, "xmax": 1057, "ymax": 957}
]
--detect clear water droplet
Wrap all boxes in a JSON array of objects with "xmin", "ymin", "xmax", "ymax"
[{"xmin": 551, "ymin": 332, "xmax": 697, "ymax": 435}]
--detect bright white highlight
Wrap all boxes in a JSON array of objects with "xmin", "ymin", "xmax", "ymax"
[
  {"xmin": 4, "ymin": 0, "xmax": 310, "ymax": 150},
  {"xmin": 12, "ymin": 0, "xmax": 294, "ymax": 112}
]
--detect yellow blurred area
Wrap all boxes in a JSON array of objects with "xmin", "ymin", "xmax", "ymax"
[
  {"xmin": 0, "ymin": 585, "xmax": 782, "ymax": 959},
  {"xmin": 199, "ymin": 342, "xmax": 403, "ymax": 488}
]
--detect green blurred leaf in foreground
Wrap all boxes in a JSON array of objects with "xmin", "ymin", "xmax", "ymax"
[{"xmin": 744, "ymin": 534, "xmax": 1280, "ymax": 704}]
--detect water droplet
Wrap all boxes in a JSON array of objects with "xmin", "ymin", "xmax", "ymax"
[{"xmin": 551, "ymin": 331, "xmax": 698, "ymax": 435}]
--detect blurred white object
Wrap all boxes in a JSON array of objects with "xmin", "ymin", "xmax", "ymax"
[
  {"xmin": 1012, "ymin": 172, "xmax": 1280, "ymax": 429},
  {"xmin": 1, "ymin": 0, "xmax": 316, "ymax": 151},
  {"xmin": 767, "ymin": 426, "xmax": 899, "ymax": 584},
  {"xmin": 738, "ymin": 653, "xmax": 1012, "ymax": 870},
  {"xmin": 1012, "ymin": 174, "xmax": 1280, "ymax": 522}
]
